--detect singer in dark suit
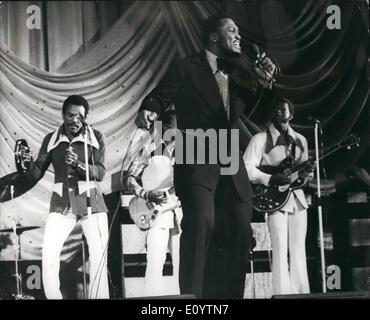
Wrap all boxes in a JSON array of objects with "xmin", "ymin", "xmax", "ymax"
[{"xmin": 135, "ymin": 14, "xmax": 276, "ymax": 298}]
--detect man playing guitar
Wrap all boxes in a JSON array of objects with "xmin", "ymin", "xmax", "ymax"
[
  {"xmin": 126, "ymin": 109, "xmax": 182, "ymax": 296},
  {"xmin": 243, "ymin": 95, "xmax": 314, "ymax": 295}
]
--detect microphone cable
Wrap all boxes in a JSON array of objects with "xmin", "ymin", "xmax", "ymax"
[{"xmin": 88, "ymin": 126, "xmax": 148, "ymax": 299}]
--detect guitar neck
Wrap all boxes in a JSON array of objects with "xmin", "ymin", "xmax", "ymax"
[
  {"xmin": 291, "ymin": 161, "xmax": 309, "ymax": 174},
  {"xmin": 291, "ymin": 143, "xmax": 344, "ymax": 174},
  {"xmin": 257, "ymin": 135, "xmax": 358, "ymax": 176}
]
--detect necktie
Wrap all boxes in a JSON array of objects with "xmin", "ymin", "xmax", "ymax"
[
  {"xmin": 216, "ymin": 58, "xmax": 233, "ymax": 74},
  {"xmin": 214, "ymin": 69, "xmax": 229, "ymax": 120}
]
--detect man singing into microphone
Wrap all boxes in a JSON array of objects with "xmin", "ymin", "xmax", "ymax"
[
  {"xmin": 19, "ymin": 95, "xmax": 109, "ymax": 299},
  {"xmin": 134, "ymin": 14, "xmax": 277, "ymax": 298}
]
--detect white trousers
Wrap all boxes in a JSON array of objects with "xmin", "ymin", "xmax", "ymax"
[
  {"xmin": 143, "ymin": 227, "xmax": 181, "ymax": 297},
  {"xmin": 42, "ymin": 211, "xmax": 109, "ymax": 299},
  {"xmin": 268, "ymin": 209, "xmax": 310, "ymax": 295}
]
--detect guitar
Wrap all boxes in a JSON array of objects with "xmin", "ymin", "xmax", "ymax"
[
  {"xmin": 128, "ymin": 187, "xmax": 181, "ymax": 230},
  {"xmin": 252, "ymin": 134, "xmax": 360, "ymax": 213}
]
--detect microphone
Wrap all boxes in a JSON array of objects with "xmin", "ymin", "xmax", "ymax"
[
  {"xmin": 251, "ymin": 44, "xmax": 278, "ymax": 88},
  {"xmin": 252, "ymin": 44, "xmax": 261, "ymax": 57},
  {"xmin": 307, "ymin": 115, "xmax": 321, "ymax": 123},
  {"xmin": 79, "ymin": 114, "xmax": 87, "ymax": 126}
]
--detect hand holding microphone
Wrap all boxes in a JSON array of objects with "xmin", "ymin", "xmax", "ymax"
[
  {"xmin": 253, "ymin": 46, "xmax": 278, "ymax": 89},
  {"xmin": 65, "ymin": 146, "xmax": 78, "ymax": 168}
]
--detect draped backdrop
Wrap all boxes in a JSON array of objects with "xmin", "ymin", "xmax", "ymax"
[{"xmin": 0, "ymin": 1, "xmax": 369, "ymax": 261}]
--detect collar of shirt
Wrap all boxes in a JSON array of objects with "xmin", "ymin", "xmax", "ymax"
[
  {"xmin": 268, "ymin": 123, "xmax": 297, "ymax": 147},
  {"xmin": 47, "ymin": 124, "xmax": 100, "ymax": 152},
  {"xmin": 204, "ymin": 49, "xmax": 228, "ymax": 78}
]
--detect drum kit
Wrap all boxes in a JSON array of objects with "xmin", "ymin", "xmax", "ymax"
[
  {"xmin": 0, "ymin": 139, "xmax": 39, "ymax": 299},
  {"xmin": 0, "ymin": 224, "xmax": 39, "ymax": 300}
]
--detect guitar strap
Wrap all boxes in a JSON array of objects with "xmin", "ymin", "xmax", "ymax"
[
  {"xmin": 150, "ymin": 140, "xmax": 174, "ymax": 160},
  {"xmin": 285, "ymin": 132, "xmax": 296, "ymax": 162},
  {"xmin": 265, "ymin": 127, "xmax": 274, "ymax": 154}
]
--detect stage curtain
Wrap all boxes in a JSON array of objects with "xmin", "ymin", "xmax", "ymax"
[
  {"xmin": 0, "ymin": 1, "xmax": 369, "ymax": 263},
  {"xmin": 0, "ymin": 1, "xmax": 219, "ymax": 261}
]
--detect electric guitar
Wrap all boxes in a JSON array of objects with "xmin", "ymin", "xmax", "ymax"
[
  {"xmin": 128, "ymin": 187, "xmax": 181, "ymax": 230},
  {"xmin": 252, "ymin": 134, "xmax": 360, "ymax": 213}
]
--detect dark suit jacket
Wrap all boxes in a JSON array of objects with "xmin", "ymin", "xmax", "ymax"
[{"xmin": 140, "ymin": 51, "xmax": 254, "ymax": 202}]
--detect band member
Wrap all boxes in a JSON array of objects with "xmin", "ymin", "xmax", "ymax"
[
  {"xmin": 135, "ymin": 14, "xmax": 276, "ymax": 298},
  {"xmin": 126, "ymin": 110, "xmax": 182, "ymax": 296},
  {"xmin": 243, "ymin": 96, "xmax": 314, "ymax": 295},
  {"xmin": 19, "ymin": 95, "xmax": 109, "ymax": 299}
]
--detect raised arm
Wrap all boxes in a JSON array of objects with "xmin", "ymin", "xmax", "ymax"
[
  {"xmin": 136, "ymin": 60, "xmax": 183, "ymax": 129},
  {"xmin": 0, "ymin": 133, "xmax": 54, "ymax": 201},
  {"xmin": 26, "ymin": 133, "xmax": 53, "ymax": 184}
]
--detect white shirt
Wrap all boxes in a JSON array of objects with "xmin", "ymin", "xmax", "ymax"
[{"xmin": 243, "ymin": 123, "xmax": 310, "ymax": 213}]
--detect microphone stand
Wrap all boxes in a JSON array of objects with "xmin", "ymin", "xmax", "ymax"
[
  {"xmin": 314, "ymin": 120, "xmax": 327, "ymax": 293},
  {"xmin": 82, "ymin": 122, "xmax": 93, "ymax": 299},
  {"xmin": 81, "ymin": 233, "xmax": 87, "ymax": 299},
  {"xmin": 10, "ymin": 185, "xmax": 23, "ymax": 300},
  {"xmin": 249, "ymin": 248, "xmax": 256, "ymax": 299}
]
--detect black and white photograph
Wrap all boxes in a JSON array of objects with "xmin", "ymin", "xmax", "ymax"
[{"xmin": 0, "ymin": 0, "xmax": 369, "ymax": 304}]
